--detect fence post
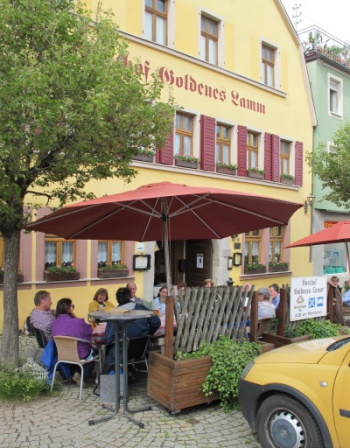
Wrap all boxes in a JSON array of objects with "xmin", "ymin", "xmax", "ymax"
[
  {"xmin": 327, "ymin": 285, "xmax": 334, "ymax": 323},
  {"xmin": 249, "ymin": 291, "xmax": 259, "ymax": 342},
  {"xmin": 164, "ymin": 295, "xmax": 175, "ymax": 358},
  {"xmin": 277, "ymin": 288, "xmax": 288, "ymax": 336}
]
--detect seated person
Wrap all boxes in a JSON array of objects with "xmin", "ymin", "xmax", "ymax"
[
  {"xmin": 268, "ymin": 283, "xmax": 280, "ymax": 310},
  {"xmin": 52, "ymin": 298, "xmax": 96, "ymax": 382},
  {"xmin": 105, "ymin": 287, "xmax": 161, "ymax": 368},
  {"xmin": 203, "ymin": 278, "xmax": 214, "ymax": 288},
  {"xmin": 126, "ymin": 281, "xmax": 145, "ymax": 305},
  {"xmin": 257, "ymin": 288, "xmax": 276, "ymax": 321},
  {"xmin": 152, "ymin": 286, "xmax": 168, "ymax": 315},
  {"xmin": 88, "ymin": 288, "xmax": 115, "ymax": 325},
  {"xmin": 30, "ymin": 290, "xmax": 56, "ymax": 341},
  {"xmin": 343, "ymin": 286, "xmax": 350, "ymax": 307}
]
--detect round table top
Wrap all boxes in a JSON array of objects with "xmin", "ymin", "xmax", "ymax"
[{"xmin": 89, "ymin": 309, "xmax": 153, "ymax": 321}]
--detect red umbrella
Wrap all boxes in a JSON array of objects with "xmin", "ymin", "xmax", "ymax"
[
  {"xmin": 285, "ymin": 220, "xmax": 350, "ymax": 267},
  {"xmin": 27, "ymin": 181, "xmax": 302, "ymax": 290}
]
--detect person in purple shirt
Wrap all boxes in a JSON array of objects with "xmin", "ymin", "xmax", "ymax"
[{"xmin": 51, "ymin": 298, "xmax": 96, "ymax": 383}]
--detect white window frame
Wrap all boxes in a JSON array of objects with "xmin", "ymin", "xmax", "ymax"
[
  {"xmin": 328, "ymin": 74, "xmax": 343, "ymax": 119},
  {"xmin": 260, "ymin": 39, "xmax": 281, "ymax": 89},
  {"xmin": 198, "ymin": 9, "xmax": 225, "ymax": 67},
  {"xmin": 142, "ymin": 0, "xmax": 175, "ymax": 48}
]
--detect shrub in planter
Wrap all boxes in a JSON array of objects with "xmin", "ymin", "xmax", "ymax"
[
  {"xmin": 174, "ymin": 155, "xmax": 200, "ymax": 169},
  {"xmin": 216, "ymin": 162, "xmax": 237, "ymax": 175},
  {"xmin": 44, "ymin": 264, "xmax": 80, "ymax": 281},
  {"xmin": 0, "ymin": 268, "xmax": 24, "ymax": 284},
  {"xmin": 244, "ymin": 263, "xmax": 266, "ymax": 274},
  {"xmin": 280, "ymin": 174, "xmax": 295, "ymax": 185},
  {"xmin": 132, "ymin": 149, "xmax": 155, "ymax": 162},
  {"xmin": 269, "ymin": 262, "xmax": 289, "ymax": 272},
  {"xmin": 97, "ymin": 263, "xmax": 129, "ymax": 278},
  {"xmin": 247, "ymin": 168, "xmax": 265, "ymax": 179},
  {"xmin": 176, "ymin": 335, "xmax": 261, "ymax": 413},
  {"xmin": 285, "ymin": 319, "xmax": 349, "ymax": 339}
]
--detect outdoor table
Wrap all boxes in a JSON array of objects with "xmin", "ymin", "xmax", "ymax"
[{"xmin": 88, "ymin": 309, "xmax": 153, "ymax": 428}]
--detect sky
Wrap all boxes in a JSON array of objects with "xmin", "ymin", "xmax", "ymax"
[{"xmin": 281, "ymin": 0, "xmax": 350, "ymax": 44}]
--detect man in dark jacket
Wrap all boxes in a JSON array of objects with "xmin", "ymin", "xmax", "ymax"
[{"xmin": 105, "ymin": 287, "xmax": 160, "ymax": 368}]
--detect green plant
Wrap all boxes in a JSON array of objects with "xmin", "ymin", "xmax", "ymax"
[
  {"xmin": 45, "ymin": 264, "xmax": 77, "ymax": 273},
  {"xmin": 269, "ymin": 261, "xmax": 288, "ymax": 268},
  {"xmin": 216, "ymin": 162, "xmax": 237, "ymax": 170},
  {"xmin": 0, "ymin": 365, "xmax": 49, "ymax": 402},
  {"xmin": 134, "ymin": 148, "xmax": 155, "ymax": 157},
  {"xmin": 248, "ymin": 168, "xmax": 265, "ymax": 174},
  {"xmin": 244, "ymin": 263, "xmax": 266, "ymax": 271},
  {"xmin": 174, "ymin": 154, "xmax": 200, "ymax": 163},
  {"xmin": 284, "ymin": 319, "xmax": 348, "ymax": 339},
  {"xmin": 176, "ymin": 335, "xmax": 261, "ymax": 412},
  {"xmin": 98, "ymin": 263, "xmax": 127, "ymax": 270},
  {"xmin": 280, "ymin": 173, "xmax": 294, "ymax": 179}
]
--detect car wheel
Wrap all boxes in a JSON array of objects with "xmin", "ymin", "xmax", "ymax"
[{"xmin": 257, "ymin": 394, "xmax": 324, "ymax": 448}]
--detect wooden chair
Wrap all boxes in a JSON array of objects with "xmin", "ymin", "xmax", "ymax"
[{"xmin": 51, "ymin": 336, "xmax": 102, "ymax": 400}]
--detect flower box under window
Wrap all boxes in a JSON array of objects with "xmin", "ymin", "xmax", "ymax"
[
  {"xmin": 97, "ymin": 268, "xmax": 129, "ymax": 278},
  {"xmin": 175, "ymin": 159, "xmax": 199, "ymax": 169},
  {"xmin": 247, "ymin": 169, "xmax": 264, "ymax": 180},
  {"xmin": 216, "ymin": 165, "xmax": 237, "ymax": 176},
  {"xmin": 44, "ymin": 271, "xmax": 80, "ymax": 282},
  {"xmin": 132, "ymin": 153, "xmax": 154, "ymax": 163}
]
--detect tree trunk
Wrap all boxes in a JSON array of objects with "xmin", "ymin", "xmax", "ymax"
[{"xmin": 0, "ymin": 230, "xmax": 20, "ymax": 366}]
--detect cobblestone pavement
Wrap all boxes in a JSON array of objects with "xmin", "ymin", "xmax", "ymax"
[{"xmin": 0, "ymin": 335, "xmax": 262, "ymax": 448}]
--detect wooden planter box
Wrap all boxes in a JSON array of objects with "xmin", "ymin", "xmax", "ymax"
[
  {"xmin": 216, "ymin": 166, "xmax": 236, "ymax": 176},
  {"xmin": 261, "ymin": 333, "xmax": 311, "ymax": 348},
  {"xmin": 0, "ymin": 274, "xmax": 24, "ymax": 284},
  {"xmin": 247, "ymin": 170, "xmax": 264, "ymax": 180},
  {"xmin": 280, "ymin": 177, "xmax": 294, "ymax": 185},
  {"xmin": 175, "ymin": 159, "xmax": 199, "ymax": 169},
  {"xmin": 147, "ymin": 352, "xmax": 219, "ymax": 413},
  {"xmin": 132, "ymin": 154, "xmax": 154, "ymax": 163},
  {"xmin": 244, "ymin": 266, "xmax": 266, "ymax": 275},
  {"xmin": 44, "ymin": 271, "xmax": 80, "ymax": 282},
  {"xmin": 269, "ymin": 264, "xmax": 289, "ymax": 272},
  {"xmin": 97, "ymin": 268, "xmax": 129, "ymax": 278}
]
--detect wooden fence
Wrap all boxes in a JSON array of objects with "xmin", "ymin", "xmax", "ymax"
[{"xmin": 163, "ymin": 285, "xmax": 253, "ymax": 358}]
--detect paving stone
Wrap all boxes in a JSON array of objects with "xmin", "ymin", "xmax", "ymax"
[{"xmin": 0, "ymin": 335, "xmax": 261, "ymax": 448}]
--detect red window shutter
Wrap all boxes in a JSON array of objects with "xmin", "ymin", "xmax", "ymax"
[
  {"xmin": 264, "ymin": 133, "xmax": 272, "ymax": 181},
  {"xmin": 156, "ymin": 127, "xmax": 174, "ymax": 165},
  {"xmin": 295, "ymin": 141, "xmax": 303, "ymax": 186},
  {"xmin": 272, "ymin": 135, "xmax": 280, "ymax": 182},
  {"xmin": 200, "ymin": 115, "xmax": 216, "ymax": 171},
  {"xmin": 237, "ymin": 125, "xmax": 247, "ymax": 177}
]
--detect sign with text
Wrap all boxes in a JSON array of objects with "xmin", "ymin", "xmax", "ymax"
[{"xmin": 290, "ymin": 277, "xmax": 327, "ymax": 321}]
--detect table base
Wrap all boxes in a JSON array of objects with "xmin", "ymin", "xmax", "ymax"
[{"xmin": 88, "ymin": 401, "xmax": 152, "ymax": 428}]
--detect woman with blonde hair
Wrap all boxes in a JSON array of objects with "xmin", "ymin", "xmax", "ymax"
[{"xmin": 88, "ymin": 288, "xmax": 115, "ymax": 314}]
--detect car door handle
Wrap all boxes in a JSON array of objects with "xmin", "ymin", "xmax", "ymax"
[{"xmin": 340, "ymin": 409, "xmax": 350, "ymax": 418}]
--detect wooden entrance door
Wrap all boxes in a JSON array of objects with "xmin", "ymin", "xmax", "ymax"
[{"xmin": 185, "ymin": 240, "xmax": 212, "ymax": 286}]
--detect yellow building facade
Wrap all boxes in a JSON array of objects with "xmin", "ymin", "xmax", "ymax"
[{"xmin": 0, "ymin": 0, "xmax": 316, "ymax": 331}]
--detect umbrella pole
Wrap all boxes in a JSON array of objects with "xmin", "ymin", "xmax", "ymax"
[
  {"xmin": 346, "ymin": 242, "xmax": 350, "ymax": 271},
  {"xmin": 162, "ymin": 201, "xmax": 172, "ymax": 292}
]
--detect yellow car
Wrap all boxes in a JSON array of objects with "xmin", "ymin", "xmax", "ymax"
[{"xmin": 238, "ymin": 336, "xmax": 350, "ymax": 448}]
